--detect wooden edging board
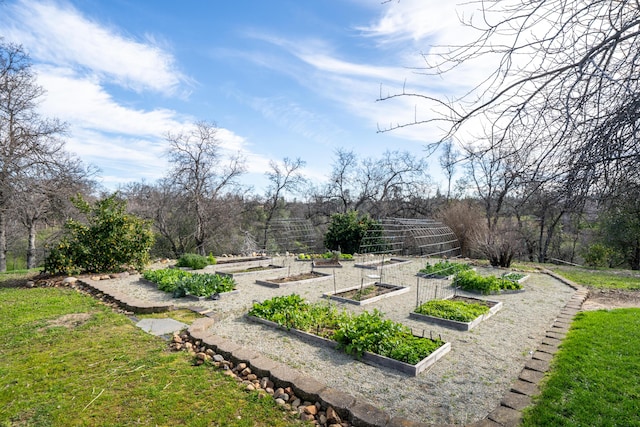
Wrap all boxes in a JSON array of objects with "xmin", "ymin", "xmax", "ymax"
[
  {"xmin": 322, "ymin": 282, "xmax": 411, "ymax": 306},
  {"xmin": 255, "ymin": 271, "xmax": 333, "ymax": 288},
  {"xmin": 246, "ymin": 315, "xmax": 451, "ymax": 376},
  {"xmin": 410, "ymin": 298, "xmax": 503, "ymax": 331},
  {"xmin": 354, "ymin": 258, "xmax": 412, "ymax": 270},
  {"xmin": 216, "ymin": 265, "xmax": 286, "ymax": 278}
]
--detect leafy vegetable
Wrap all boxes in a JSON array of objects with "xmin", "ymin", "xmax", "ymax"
[
  {"xmin": 142, "ymin": 268, "xmax": 235, "ymax": 297},
  {"xmin": 419, "ymin": 260, "xmax": 471, "ymax": 277},
  {"xmin": 249, "ymin": 295, "xmax": 444, "ymax": 364},
  {"xmin": 453, "ymin": 270, "xmax": 522, "ymax": 294},
  {"xmin": 415, "ymin": 299, "xmax": 490, "ymax": 322}
]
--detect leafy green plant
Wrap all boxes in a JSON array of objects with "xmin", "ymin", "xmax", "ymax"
[
  {"xmin": 44, "ymin": 194, "xmax": 154, "ymax": 275},
  {"xmin": 415, "ymin": 299, "xmax": 490, "ymax": 322},
  {"xmin": 143, "ymin": 269, "xmax": 235, "ymax": 297},
  {"xmin": 502, "ymin": 272, "xmax": 526, "ymax": 282},
  {"xmin": 324, "ymin": 211, "xmax": 381, "ymax": 255},
  {"xmin": 176, "ymin": 253, "xmax": 213, "ymax": 270},
  {"xmin": 419, "ymin": 260, "xmax": 471, "ymax": 277},
  {"xmin": 453, "ymin": 270, "xmax": 522, "ymax": 294},
  {"xmin": 249, "ymin": 295, "xmax": 445, "ymax": 365}
]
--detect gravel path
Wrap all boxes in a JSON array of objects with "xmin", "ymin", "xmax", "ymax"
[{"xmin": 98, "ymin": 256, "xmax": 575, "ymax": 425}]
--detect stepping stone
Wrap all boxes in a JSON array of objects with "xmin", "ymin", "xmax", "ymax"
[{"xmin": 136, "ymin": 318, "xmax": 188, "ymax": 336}]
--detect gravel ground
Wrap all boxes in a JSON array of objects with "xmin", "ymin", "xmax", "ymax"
[{"xmin": 98, "ymin": 256, "xmax": 575, "ymax": 425}]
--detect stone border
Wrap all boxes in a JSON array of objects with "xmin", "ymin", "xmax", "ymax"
[
  {"xmin": 188, "ymin": 318, "xmax": 439, "ymax": 427},
  {"xmin": 409, "ymin": 297, "xmax": 503, "ymax": 331},
  {"xmin": 323, "ymin": 282, "xmax": 411, "ymax": 306},
  {"xmin": 79, "ymin": 277, "xmax": 173, "ymax": 314}
]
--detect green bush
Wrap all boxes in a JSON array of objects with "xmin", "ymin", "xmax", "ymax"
[
  {"xmin": 143, "ymin": 268, "xmax": 235, "ymax": 298},
  {"xmin": 582, "ymin": 243, "xmax": 617, "ymax": 268},
  {"xmin": 453, "ymin": 270, "xmax": 522, "ymax": 294},
  {"xmin": 44, "ymin": 194, "xmax": 154, "ymax": 275},
  {"xmin": 415, "ymin": 299, "xmax": 490, "ymax": 322},
  {"xmin": 324, "ymin": 211, "xmax": 382, "ymax": 255},
  {"xmin": 176, "ymin": 253, "xmax": 213, "ymax": 270}
]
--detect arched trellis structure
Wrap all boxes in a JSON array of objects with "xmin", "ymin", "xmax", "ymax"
[
  {"xmin": 359, "ymin": 218, "xmax": 460, "ymax": 257},
  {"xmin": 266, "ymin": 218, "xmax": 323, "ymax": 254}
]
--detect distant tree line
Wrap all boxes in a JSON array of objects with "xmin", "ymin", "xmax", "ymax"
[{"xmin": 2, "ymin": 30, "xmax": 639, "ymax": 272}]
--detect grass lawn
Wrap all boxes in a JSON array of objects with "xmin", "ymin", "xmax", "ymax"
[
  {"xmin": 522, "ymin": 308, "xmax": 640, "ymax": 426},
  {"xmin": 0, "ymin": 287, "xmax": 304, "ymax": 426},
  {"xmin": 548, "ymin": 265, "xmax": 640, "ymax": 290}
]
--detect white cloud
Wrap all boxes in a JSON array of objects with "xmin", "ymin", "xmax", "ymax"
[
  {"xmin": 2, "ymin": 0, "xmax": 187, "ymax": 94},
  {"xmin": 35, "ymin": 66, "xmax": 185, "ymax": 136}
]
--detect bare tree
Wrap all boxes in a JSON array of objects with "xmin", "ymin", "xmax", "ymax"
[
  {"xmin": 326, "ymin": 148, "xmax": 358, "ymax": 214},
  {"xmin": 0, "ymin": 41, "xmax": 68, "ymax": 271},
  {"xmin": 12, "ymin": 157, "xmax": 94, "ymax": 268},
  {"xmin": 438, "ymin": 139, "xmax": 458, "ymax": 201},
  {"xmin": 379, "ymin": 0, "xmax": 640, "ymax": 201},
  {"xmin": 262, "ymin": 157, "xmax": 307, "ymax": 250},
  {"xmin": 165, "ymin": 121, "xmax": 246, "ymax": 255}
]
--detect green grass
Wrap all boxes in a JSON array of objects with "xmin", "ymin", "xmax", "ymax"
[
  {"xmin": 548, "ymin": 265, "xmax": 640, "ymax": 290},
  {"xmin": 522, "ymin": 308, "xmax": 640, "ymax": 426},
  {"xmin": 0, "ymin": 287, "xmax": 303, "ymax": 426}
]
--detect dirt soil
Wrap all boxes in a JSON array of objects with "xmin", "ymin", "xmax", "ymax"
[
  {"xmin": 268, "ymin": 271, "xmax": 325, "ymax": 283},
  {"xmin": 335, "ymin": 283, "xmax": 399, "ymax": 301},
  {"xmin": 582, "ymin": 289, "xmax": 640, "ymax": 310}
]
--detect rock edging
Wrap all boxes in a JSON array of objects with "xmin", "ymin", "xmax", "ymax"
[{"xmin": 185, "ymin": 318, "xmax": 435, "ymax": 427}]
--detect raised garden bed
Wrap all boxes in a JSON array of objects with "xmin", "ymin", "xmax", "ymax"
[
  {"xmin": 417, "ymin": 260, "xmax": 473, "ymax": 280},
  {"xmin": 216, "ymin": 265, "xmax": 285, "ymax": 278},
  {"xmin": 296, "ymin": 252, "xmax": 354, "ymax": 262},
  {"xmin": 410, "ymin": 296, "xmax": 503, "ymax": 331},
  {"xmin": 141, "ymin": 269, "xmax": 237, "ymax": 299},
  {"xmin": 255, "ymin": 271, "xmax": 333, "ymax": 288},
  {"xmin": 502, "ymin": 272, "xmax": 530, "ymax": 284},
  {"xmin": 207, "ymin": 256, "xmax": 272, "ymax": 271},
  {"xmin": 323, "ymin": 282, "xmax": 410, "ymax": 305},
  {"xmin": 354, "ymin": 257, "xmax": 411, "ymax": 270},
  {"xmin": 453, "ymin": 270, "xmax": 524, "ymax": 295},
  {"xmin": 311, "ymin": 259, "xmax": 342, "ymax": 268},
  {"xmin": 246, "ymin": 295, "xmax": 450, "ymax": 376}
]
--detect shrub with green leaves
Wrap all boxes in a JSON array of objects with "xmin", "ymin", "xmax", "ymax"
[
  {"xmin": 419, "ymin": 260, "xmax": 471, "ymax": 277},
  {"xmin": 176, "ymin": 253, "xmax": 215, "ymax": 270},
  {"xmin": 44, "ymin": 194, "xmax": 154, "ymax": 275},
  {"xmin": 453, "ymin": 270, "xmax": 522, "ymax": 294},
  {"xmin": 143, "ymin": 269, "xmax": 235, "ymax": 297},
  {"xmin": 324, "ymin": 211, "xmax": 383, "ymax": 255},
  {"xmin": 415, "ymin": 299, "xmax": 490, "ymax": 322},
  {"xmin": 249, "ymin": 295, "xmax": 444, "ymax": 365}
]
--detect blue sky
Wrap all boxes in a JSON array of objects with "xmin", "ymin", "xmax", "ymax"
[{"xmin": 1, "ymin": 0, "xmax": 481, "ymax": 194}]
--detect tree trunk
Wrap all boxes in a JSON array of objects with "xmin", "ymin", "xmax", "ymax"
[
  {"xmin": 631, "ymin": 239, "xmax": 640, "ymax": 271},
  {"xmin": 0, "ymin": 211, "xmax": 6, "ymax": 272},
  {"xmin": 27, "ymin": 220, "xmax": 37, "ymax": 269}
]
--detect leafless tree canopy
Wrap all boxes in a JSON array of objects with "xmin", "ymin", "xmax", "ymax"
[
  {"xmin": 165, "ymin": 121, "xmax": 246, "ymax": 255},
  {"xmin": 0, "ymin": 41, "xmax": 77, "ymax": 271},
  {"xmin": 380, "ymin": 0, "xmax": 640, "ymax": 195}
]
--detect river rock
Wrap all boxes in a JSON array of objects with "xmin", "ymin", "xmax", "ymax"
[{"xmin": 326, "ymin": 407, "xmax": 341, "ymax": 424}]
